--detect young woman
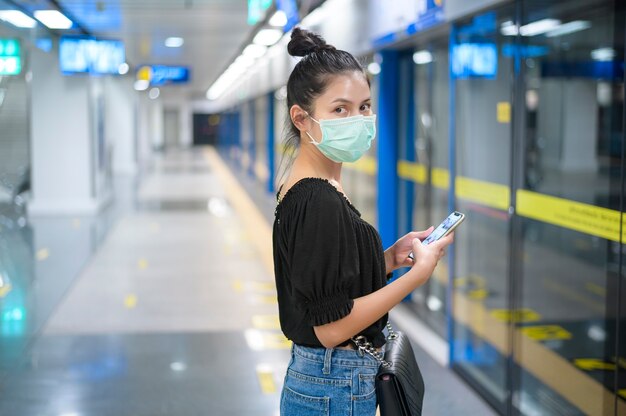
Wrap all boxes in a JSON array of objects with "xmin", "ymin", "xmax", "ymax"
[{"xmin": 272, "ymin": 28, "xmax": 454, "ymax": 415}]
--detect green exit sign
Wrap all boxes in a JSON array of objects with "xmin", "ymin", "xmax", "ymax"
[{"xmin": 0, "ymin": 39, "xmax": 21, "ymax": 76}]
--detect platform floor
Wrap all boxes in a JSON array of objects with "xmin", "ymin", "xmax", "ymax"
[{"xmin": 0, "ymin": 147, "xmax": 495, "ymax": 415}]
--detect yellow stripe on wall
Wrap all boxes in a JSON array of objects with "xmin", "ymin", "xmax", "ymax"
[
  {"xmin": 397, "ymin": 160, "xmax": 427, "ymax": 184},
  {"xmin": 456, "ymin": 176, "xmax": 510, "ymax": 211},
  {"xmin": 432, "ymin": 167, "xmax": 449, "ymax": 190},
  {"xmin": 517, "ymin": 189, "xmax": 625, "ymax": 242}
]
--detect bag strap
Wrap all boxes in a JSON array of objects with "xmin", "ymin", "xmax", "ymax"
[{"xmin": 351, "ymin": 321, "xmax": 397, "ymax": 368}]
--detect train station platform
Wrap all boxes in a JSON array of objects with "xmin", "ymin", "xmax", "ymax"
[{"xmin": 0, "ymin": 147, "xmax": 495, "ymax": 415}]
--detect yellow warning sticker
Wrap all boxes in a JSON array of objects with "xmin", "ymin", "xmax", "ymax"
[
  {"xmin": 456, "ymin": 176, "xmax": 510, "ymax": 211},
  {"xmin": 516, "ymin": 190, "xmax": 625, "ymax": 242},
  {"xmin": 521, "ymin": 325, "xmax": 572, "ymax": 341},
  {"xmin": 497, "ymin": 102, "xmax": 511, "ymax": 123},
  {"xmin": 397, "ymin": 161, "xmax": 427, "ymax": 184},
  {"xmin": 490, "ymin": 308, "xmax": 542, "ymax": 323}
]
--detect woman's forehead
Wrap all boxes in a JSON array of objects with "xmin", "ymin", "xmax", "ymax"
[{"xmin": 319, "ymin": 73, "xmax": 370, "ymax": 103}]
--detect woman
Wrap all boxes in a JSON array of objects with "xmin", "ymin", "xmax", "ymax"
[{"xmin": 273, "ymin": 28, "xmax": 454, "ymax": 415}]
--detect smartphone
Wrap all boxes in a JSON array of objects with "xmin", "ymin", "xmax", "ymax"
[{"xmin": 408, "ymin": 211, "xmax": 465, "ymax": 259}]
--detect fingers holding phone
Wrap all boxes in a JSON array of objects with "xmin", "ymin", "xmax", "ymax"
[{"xmin": 410, "ymin": 231, "xmax": 454, "ymax": 270}]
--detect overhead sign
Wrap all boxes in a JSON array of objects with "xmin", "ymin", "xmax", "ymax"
[
  {"xmin": 0, "ymin": 39, "xmax": 21, "ymax": 76},
  {"xmin": 137, "ymin": 65, "xmax": 190, "ymax": 86}
]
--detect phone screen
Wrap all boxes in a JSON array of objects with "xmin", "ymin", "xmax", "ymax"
[{"xmin": 422, "ymin": 211, "xmax": 464, "ymax": 245}]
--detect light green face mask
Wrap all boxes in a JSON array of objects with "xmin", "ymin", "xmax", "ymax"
[{"xmin": 305, "ymin": 114, "xmax": 377, "ymax": 163}]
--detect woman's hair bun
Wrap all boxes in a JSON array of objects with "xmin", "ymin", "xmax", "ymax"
[{"xmin": 287, "ymin": 27, "xmax": 336, "ymax": 57}]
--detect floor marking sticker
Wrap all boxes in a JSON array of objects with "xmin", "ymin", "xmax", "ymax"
[
  {"xmin": 124, "ymin": 294, "xmax": 138, "ymax": 309},
  {"xmin": 573, "ymin": 358, "xmax": 616, "ymax": 371},
  {"xmin": 252, "ymin": 315, "xmax": 281, "ymax": 330},
  {"xmin": 36, "ymin": 248, "xmax": 49, "ymax": 261},
  {"xmin": 490, "ymin": 308, "xmax": 542, "ymax": 323},
  {"xmin": 520, "ymin": 325, "xmax": 572, "ymax": 341}
]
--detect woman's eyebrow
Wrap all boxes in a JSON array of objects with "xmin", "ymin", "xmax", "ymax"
[{"xmin": 330, "ymin": 97, "xmax": 371, "ymax": 104}]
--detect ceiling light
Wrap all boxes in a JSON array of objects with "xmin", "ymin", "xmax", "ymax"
[
  {"xmin": 148, "ymin": 87, "xmax": 160, "ymax": 99},
  {"xmin": 118, "ymin": 63, "xmax": 129, "ymax": 75},
  {"xmin": 0, "ymin": 11, "xmax": 37, "ymax": 28},
  {"xmin": 165, "ymin": 37, "xmax": 184, "ymax": 48},
  {"xmin": 253, "ymin": 29, "xmax": 283, "ymax": 46},
  {"xmin": 519, "ymin": 19, "xmax": 561, "ymax": 36},
  {"xmin": 34, "ymin": 10, "xmax": 73, "ymax": 29},
  {"xmin": 591, "ymin": 47, "xmax": 615, "ymax": 61},
  {"xmin": 134, "ymin": 80, "xmax": 149, "ymax": 91},
  {"xmin": 500, "ymin": 21, "xmax": 518, "ymax": 36},
  {"xmin": 235, "ymin": 55, "xmax": 254, "ymax": 67},
  {"xmin": 242, "ymin": 44, "xmax": 267, "ymax": 59},
  {"xmin": 545, "ymin": 21, "xmax": 591, "ymax": 37},
  {"xmin": 413, "ymin": 50, "xmax": 433, "ymax": 65},
  {"xmin": 269, "ymin": 10, "xmax": 288, "ymax": 27},
  {"xmin": 367, "ymin": 62, "xmax": 381, "ymax": 75}
]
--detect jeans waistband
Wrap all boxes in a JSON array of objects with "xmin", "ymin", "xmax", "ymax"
[{"xmin": 292, "ymin": 343, "xmax": 380, "ymax": 369}]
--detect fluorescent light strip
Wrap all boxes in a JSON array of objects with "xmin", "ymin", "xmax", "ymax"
[
  {"xmin": 0, "ymin": 10, "xmax": 37, "ymax": 28},
  {"xmin": 520, "ymin": 19, "xmax": 561, "ymax": 36},
  {"xmin": 34, "ymin": 10, "xmax": 72, "ymax": 29},
  {"xmin": 269, "ymin": 10, "xmax": 287, "ymax": 27},
  {"xmin": 545, "ymin": 21, "xmax": 591, "ymax": 37},
  {"xmin": 253, "ymin": 29, "xmax": 283, "ymax": 46},
  {"xmin": 413, "ymin": 50, "xmax": 433, "ymax": 65}
]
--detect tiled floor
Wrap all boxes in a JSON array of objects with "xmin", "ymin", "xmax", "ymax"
[{"xmin": 0, "ymin": 147, "xmax": 496, "ymax": 415}]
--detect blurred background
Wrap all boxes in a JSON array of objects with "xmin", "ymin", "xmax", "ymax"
[{"xmin": 0, "ymin": 0, "xmax": 625, "ymax": 415}]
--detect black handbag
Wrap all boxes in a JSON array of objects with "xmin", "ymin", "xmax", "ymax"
[{"xmin": 352, "ymin": 323, "xmax": 425, "ymax": 416}]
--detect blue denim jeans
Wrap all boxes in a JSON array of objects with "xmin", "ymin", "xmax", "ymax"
[{"xmin": 280, "ymin": 344, "xmax": 379, "ymax": 416}]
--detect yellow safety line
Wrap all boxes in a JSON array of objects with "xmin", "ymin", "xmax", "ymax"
[
  {"xmin": 256, "ymin": 366, "xmax": 277, "ymax": 394},
  {"xmin": 203, "ymin": 147, "xmax": 274, "ymax": 276}
]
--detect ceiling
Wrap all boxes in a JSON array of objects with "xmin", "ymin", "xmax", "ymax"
[{"xmin": 53, "ymin": 0, "xmax": 257, "ymax": 100}]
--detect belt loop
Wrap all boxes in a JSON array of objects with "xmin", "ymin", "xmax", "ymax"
[{"xmin": 322, "ymin": 348, "xmax": 333, "ymax": 375}]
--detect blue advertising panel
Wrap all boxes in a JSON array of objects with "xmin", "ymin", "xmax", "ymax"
[
  {"xmin": 60, "ymin": 37, "xmax": 125, "ymax": 75},
  {"xmin": 451, "ymin": 43, "xmax": 497, "ymax": 79}
]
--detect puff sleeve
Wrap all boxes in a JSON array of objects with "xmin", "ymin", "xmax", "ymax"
[{"xmin": 286, "ymin": 185, "xmax": 360, "ymax": 326}]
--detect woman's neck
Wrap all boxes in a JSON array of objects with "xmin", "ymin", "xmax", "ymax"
[{"xmin": 292, "ymin": 141, "xmax": 342, "ymax": 183}]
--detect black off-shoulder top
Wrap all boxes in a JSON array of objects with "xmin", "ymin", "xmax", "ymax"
[{"xmin": 272, "ymin": 177, "xmax": 388, "ymax": 348}]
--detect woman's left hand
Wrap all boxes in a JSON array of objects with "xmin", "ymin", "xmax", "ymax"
[{"xmin": 384, "ymin": 227, "xmax": 435, "ymax": 273}]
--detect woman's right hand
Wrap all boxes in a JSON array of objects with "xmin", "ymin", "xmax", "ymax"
[{"xmin": 409, "ymin": 232, "xmax": 454, "ymax": 283}]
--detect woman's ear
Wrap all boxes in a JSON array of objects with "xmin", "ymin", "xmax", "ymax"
[{"xmin": 290, "ymin": 105, "xmax": 311, "ymax": 133}]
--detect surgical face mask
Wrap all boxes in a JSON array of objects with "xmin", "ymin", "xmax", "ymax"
[{"xmin": 305, "ymin": 114, "xmax": 377, "ymax": 163}]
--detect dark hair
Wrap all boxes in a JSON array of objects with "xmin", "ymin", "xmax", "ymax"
[{"xmin": 276, "ymin": 28, "xmax": 368, "ymax": 185}]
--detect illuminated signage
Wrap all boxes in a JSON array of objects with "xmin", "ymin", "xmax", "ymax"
[
  {"xmin": 0, "ymin": 39, "xmax": 21, "ymax": 76},
  {"xmin": 137, "ymin": 65, "xmax": 190, "ymax": 86}
]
